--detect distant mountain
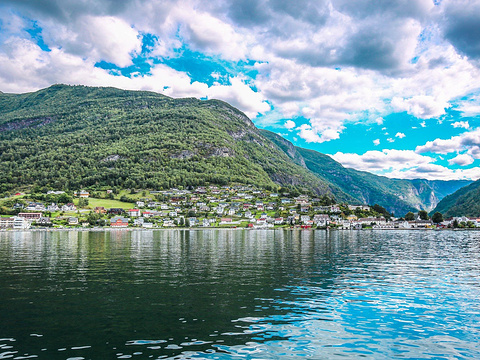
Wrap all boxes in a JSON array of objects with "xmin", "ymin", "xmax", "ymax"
[
  {"xmin": 0, "ymin": 84, "xmax": 342, "ymax": 198},
  {"xmin": 432, "ymin": 179, "xmax": 480, "ymax": 217},
  {"xmin": 260, "ymin": 130, "xmax": 471, "ymax": 215}
]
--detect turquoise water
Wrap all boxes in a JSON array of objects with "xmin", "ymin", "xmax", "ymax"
[{"xmin": 0, "ymin": 229, "xmax": 479, "ymax": 359}]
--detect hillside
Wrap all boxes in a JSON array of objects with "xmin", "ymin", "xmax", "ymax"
[
  {"xmin": 260, "ymin": 129, "xmax": 470, "ymax": 215},
  {"xmin": 0, "ymin": 84, "xmax": 343, "ymax": 198},
  {"xmin": 432, "ymin": 180, "xmax": 480, "ymax": 217}
]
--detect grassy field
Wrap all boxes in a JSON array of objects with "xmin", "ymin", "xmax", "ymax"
[{"xmin": 74, "ymin": 198, "xmax": 134, "ymax": 210}]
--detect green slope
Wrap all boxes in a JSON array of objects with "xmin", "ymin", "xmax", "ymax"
[
  {"xmin": 432, "ymin": 180, "xmax": 480, "ymax": 217},
  {"xmin": 260, "ymin": 129, "xmax": 471, "ymax": 215},
  {"xmin": 0, "ymin": 84, "xmax": 337, "ymax": 197}
]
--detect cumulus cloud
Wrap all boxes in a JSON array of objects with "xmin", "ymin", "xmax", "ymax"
[
  {"xmin": 1, "ymin": 0, "xmax": 480, "ymax": 157},
  {"xmin": 448, "ymin": 153, "xmax": 474, "ymax": 166},
  {"xmin": 373, "ymin": 139, "xmax": 380, "ymax": 146},
  {"xmin": 395, "ymin": 132, "xmax": 406, "ymax": 138},
  {"xmin": 332, "ymin": 149, "xmax": 479, "ymax": 180},
  {"xmin": 416, "ymin": 128, "xmax": 480, "ymax": 157},
  {"xmin": 332, "ymin": 149, "xmax": 434, "ymax": 172},
  {"xmin": 284, "ymin": 120, "xmax": 296, "ymax": 129},
  {"xmin": 391, "ymin": 95, "xmax": 449, "ymax": 119},
  {"xmin": 439, "ymin": 0, "xmax": 480, "ymax": 60},
  {"xmin": 452, "ymin": 121, "xmax": 469, "ymax": 129}
]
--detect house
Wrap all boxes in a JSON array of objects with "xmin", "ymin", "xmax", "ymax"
[
  {"xmin": 127, "ymin": 209, "xmax": 141, "ymax": 217},
  {"xmin": 18, "ymin": 213, "xmax": 42, "ymax": 222},
  {"xmin": 220, "ymin": 218, "xmax": 233, "ymax": 224},
  {"xmin": 313, "ymin": 214, "xmax": 330, "ymax": 227},
  {"xmin": 136, "ymin": 201, "xmax": 145, "ymax": 208},
  {"xmin": 36, "ymin": 217, "xmax": 52, "ymax": 226},
  {"xmin": 62, "ymin": 203, "xmax": 76, "ymax": 212},
  {"xmin": 300, "ymin": 215, "xmax": 311, "ymax": 223},
  {"xmin": 13, "ymin": 216, "xmax": 30, "ymax": 229},
  {"xmin": 202, "ymin": 219, "xmax": 210, "ymax": 227},
  {"xmin": 133, "ymin": 218, "xmax": 144, "ymax": 226},
  {"xmin": 94, "ymin": 207, "xmax": 106, "ymax": 214},
  {"xmin": 79, "ymin": 190, "xmax": 89, "ymax": 198},
  {"xmin": 110, "ymin": 216, "xmax": 129, "ymax": 227},
  {"xmin": 26, "ymin": 203, "xmax": 45, "ymax": 211},
  {"xmin": 348, "ymin": 205, "xmax": 370, "ymax": 211},
  {"xmin": 0, "ymin": 217, "xmax": 15, "ymax": 228},
  {"xmin": 274, "ymin": 217, "xmax": 284, "ymax": 225},
  {"xmin": 68, "ymin": 217, "xmax": 79, "ymax": 225},
  {"xmin": 163, "ymin": 219, "xmax": 175, "ymax": 227},
  {"xmin": 330, "ymin": 205, "xmax": 341, "ymax": 213},
  {"xmin": 142, "ymin": 222, "xmax": 153, "ymax": 228},
  {"xmin": 47, "ymin": 203, "xmax": 60, "ymax": 212},
  {"xmin": 107, "ymin": 208, "xmax": 124, "ymax": 215}
]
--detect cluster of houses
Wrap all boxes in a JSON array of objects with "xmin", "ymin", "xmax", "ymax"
[{"xmin": 1, "ymin": 185, "xmax": 479, "ymax": 230}]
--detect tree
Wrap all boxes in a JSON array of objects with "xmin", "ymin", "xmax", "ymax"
[
  {"xmin": 432, "ymin": 212, "xmax": 443, "ymax": 224},
  {"xmin": 418, "ymin": 210, "xmax": 429, "ymax": 220},
  {"xmin": 78, "ymin": 198, "xmax": 89, "ymax": 207},
  {"xmin": 405, "ymin": 212, "xmax": 415, "ymax": 221}
]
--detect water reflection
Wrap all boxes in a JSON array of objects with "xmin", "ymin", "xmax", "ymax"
[{"xmin": 0, "ymin": 229, "xmax": 479, "ymax": 359}]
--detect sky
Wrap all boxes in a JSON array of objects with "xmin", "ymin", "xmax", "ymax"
[{"xmin": 1, "ymin": 0, "xmax": 480, "ymax": 181}]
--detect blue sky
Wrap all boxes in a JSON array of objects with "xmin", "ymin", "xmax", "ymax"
[{"xmin": 1, "ymin": 0, "xmax": 480, "ymax": 180}]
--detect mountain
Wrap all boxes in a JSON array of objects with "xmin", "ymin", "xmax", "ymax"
[
  {"xmin": 0, "ymin": 84, "xmax": 469, "ymax": 214},
  {"xmin": 432, "ymin": 179, "xmax": 480, "ymax": 217},
  {"xmin": 260, "ymin": 129, "xmax": 471, "ymax": 215},
  {"xmin": 0, "ymin": 84, "xmax": 345, "ymax": 198}
]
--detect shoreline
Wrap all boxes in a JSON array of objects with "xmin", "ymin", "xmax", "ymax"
[{"xmin": 1, "ymin": 227, "xmax": 477, "ymax": 233}]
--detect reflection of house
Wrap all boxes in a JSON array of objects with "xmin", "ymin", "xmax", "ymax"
[
  {"xmin": 68, "ymin": 217, "xmax": 79, "ymax": 225},
  {"xmin": 110, "ymin": 216, "xmax": 129, "ymax": 227}
]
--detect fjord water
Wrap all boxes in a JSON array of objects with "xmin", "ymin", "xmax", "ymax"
[{"xmin": 1, "ymin": 230, "xmax": 479, "ymax": 359}]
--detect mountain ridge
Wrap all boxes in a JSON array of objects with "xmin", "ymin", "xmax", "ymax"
[{"xmin": 0, "ymin": 84, "xmax": 470, "ymax": 214}]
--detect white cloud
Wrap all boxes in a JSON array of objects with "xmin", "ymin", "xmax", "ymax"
[
  {"xmin": 297, "ymin": 124, "xmax": 322, "ymax": 143},
  {"xmin": 391, "ymin": 95, "xmax": 449, "ymax": 119},
  {"xmin": 284, "ymin": 120, "xmax": 296, "ymax": 129},
  {"xmin": 387, "ymin": 138, "xmax": 395, "ymax": 143},
  {"xmin": 416, "ymin": 128, "xmax": 480, "ymax": 157},
  {"xmin": 332, "ymin": 149, "xmax": 479, "ymax": 180},
  {"xmin": 452, "ymin": 121, "xmax": 469, "ymax": 129},
  {"xmin": 373, "ymin": 139, "xmax": 380, "ymax": 146},
  {"xmin": 448, "ymin": 153, "xmax": 474, "ymax": 166},
  {"xmin": 331, "ymin": 149, "xmax": 434, "ymax": 172},
  {"xmin": 395, "ymin": 132, "xmax": 406, "ymax": 138},
  {"xmin": 2, "ymin": 0, "xmax": 480, "ymax": 156}
]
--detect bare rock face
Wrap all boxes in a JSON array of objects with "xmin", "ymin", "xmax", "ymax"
[
  {"xmin": 170, "ymin": 150, "xmax": 196, "ymax": 160},
  {"xmin": 101, "ymin": 155, "xmax": 124, "ymax": 162},
  {"xmin": 0, "ymin": 117, "xmax": 55, "ymax": 132}
]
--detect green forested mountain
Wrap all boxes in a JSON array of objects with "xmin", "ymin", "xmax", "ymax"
[
  {"xmin": 432, "ymin": 179, "xmax": 480, "ymax": 217},
  {"xmin": 0, "ymin": 84, "xmax": 342, "ymax": 198},
  {"xmin": 0, "ymin": 84, "xmax": 470, "ymax": 214},
  {"xmin": 260, "ymin": 129, "xmax": 471, "ymax": 215}
]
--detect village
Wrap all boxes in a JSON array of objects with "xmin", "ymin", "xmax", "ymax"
[{"xmin": 0, "ymin": 186, "xmax": 478, "ymax": 230}]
